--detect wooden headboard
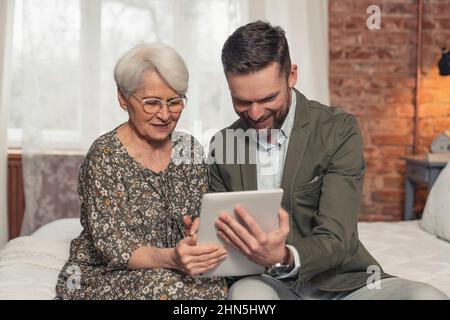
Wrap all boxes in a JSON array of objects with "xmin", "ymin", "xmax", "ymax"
[
  {"xmin": 7, "ymin": 152, "xmax": 24, "ymax": 240},
  {"xmin": 7, "ymin": 151, "xmax": 83, "ymax": 240}
]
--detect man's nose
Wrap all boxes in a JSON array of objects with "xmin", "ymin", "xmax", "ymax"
[{"xmin": 247, "ymin": 104, "xmax": 265, "ymax": 121}]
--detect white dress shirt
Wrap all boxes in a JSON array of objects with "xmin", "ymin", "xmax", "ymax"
[{"xmin": 254, "ymin": 90, "xmax": 300, "ymax": 279}]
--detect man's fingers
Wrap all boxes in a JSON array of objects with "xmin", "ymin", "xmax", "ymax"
[
  {"xmin": 216, "ymin": 216, "xmax": 253, "ymax": 255},
  {"xmin": 217, "ymin": 212, "xmax": 258, "ymax": 248},
  {"xmin": 217, "ymin": 230, "xmax": 240, "ymax": 252},
  {"xmin": 234, "ymin": 205, "xmax": 266, "ymax": 240},
  {"xmin": 277, "ymin": 207, "xmax": 290, "ymax": 232}
]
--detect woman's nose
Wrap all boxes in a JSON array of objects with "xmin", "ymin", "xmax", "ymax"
[{"xmin": 156, "ymin": 104, "xmax": 171, "ymax": 121}]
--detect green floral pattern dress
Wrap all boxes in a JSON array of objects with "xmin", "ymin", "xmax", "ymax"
[{"xmin": 55, "ymin": 128, "xmax": 228, "ymax": 300}]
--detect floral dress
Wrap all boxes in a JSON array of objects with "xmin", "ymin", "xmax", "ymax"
[{"xmin": 55, "ymin": 127, "xmax": 228, "ymax": 300}]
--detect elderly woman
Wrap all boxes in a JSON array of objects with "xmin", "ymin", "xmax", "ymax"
[{"xmin": 55, "ymin": 43, "xmax": 228, "ymax": 300}]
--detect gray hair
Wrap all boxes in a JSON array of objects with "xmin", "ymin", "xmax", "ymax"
[{"xmin": 114, "ymin": 43, "xmax": 189, "ymax": 99}]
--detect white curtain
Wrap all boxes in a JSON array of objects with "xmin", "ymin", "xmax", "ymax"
[
  {"xmin": 246, "ymin": 0, "xmax": 330, "ymax": 105},
  {"xmin": 0, "ymin": 0, "xmax": 15, "ymax": 247},
  {"xmin": 12, "ymin": 0, "xmax": 244, "ymax": 235},
  {"xmin": 6, "ymin": 0, "xmax": 329, "ymax": 235}
]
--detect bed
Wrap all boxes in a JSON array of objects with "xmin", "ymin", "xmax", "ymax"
[
  {"xmin": 0, "ymin": 219, "xmax": 81, "ymax": 300},
  {"xmin": 0, "ymin": 217, "xmax": 449, "ymax": 299}
]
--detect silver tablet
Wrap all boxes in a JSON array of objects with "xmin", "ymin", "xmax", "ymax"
[{"xmin": 194, "ymin": 189, "xmax": 284, "ymax": 278}]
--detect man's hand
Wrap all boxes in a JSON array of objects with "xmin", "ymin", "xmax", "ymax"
[{"xmin": 215, "ymin": 205, "xmax": 290, "ymax": 267}]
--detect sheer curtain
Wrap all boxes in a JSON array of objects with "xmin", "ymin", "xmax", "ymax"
[
  {"xmin": 7, "ymin": 0, "xmax": 329, "ymax": 235},
  {"xmin": 246, "ymin": 0, "xmax": 330, "ymax": 105},
  {"xmin": 0, "ymin": 0, "xmax": 15, "ymax": 247},
  {"xmin": 12, "ymin": 0, "xmax": 243, "ymax": 235}
]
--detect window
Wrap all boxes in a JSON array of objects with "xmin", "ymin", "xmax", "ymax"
[{"xmin": 8, "ymin": 0, "xmax": 241, "ymax": 150}]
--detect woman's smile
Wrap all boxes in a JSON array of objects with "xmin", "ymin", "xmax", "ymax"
[{"xmin": 151, "ymin": 122, "xmax": 171, "ymax": 132}]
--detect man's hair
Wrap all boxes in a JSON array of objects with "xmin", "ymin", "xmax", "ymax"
[{"xmin": 221, "ymin": 20, "xmax": 291, "ymax": 77}]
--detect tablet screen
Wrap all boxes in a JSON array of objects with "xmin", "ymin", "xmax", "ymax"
[{"xmin": 195, "ymin": 189, "xmax": 283, "ymax": 278}]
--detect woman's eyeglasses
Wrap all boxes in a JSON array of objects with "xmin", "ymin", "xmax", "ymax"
[{"xmin": 130, "ymin": 93, "xmax": 187, "ymax": 115}]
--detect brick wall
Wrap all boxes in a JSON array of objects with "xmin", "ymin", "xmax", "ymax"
[
  {"xmin": 420, "ymin": 1, "xmax": 450, "ymax": 153},
  {"xmin": 329, "ymin": 0, "xmax": 450, "ymax": 221}
]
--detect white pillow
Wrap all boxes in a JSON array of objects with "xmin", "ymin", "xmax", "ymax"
[
  {"xmin": 31, "ymin": 218, "xmax": 82, "ymax": 242},
  {"xmin": 421, "ymin": 161, "xmax": 450, "ymax": 242}
]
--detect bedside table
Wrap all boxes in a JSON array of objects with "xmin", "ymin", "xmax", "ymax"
[{"xmin": 401, "ymin": 156, "xmax": 447, "ymax": 220}]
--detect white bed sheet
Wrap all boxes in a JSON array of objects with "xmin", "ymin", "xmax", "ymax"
[
  {"xmin": 1, "ymin": 218, "xmax": 449, "ymax": 299},
  {"xmin": 358, "ymin": 220, "xmax": 450, "ymax": 296},
  {"xmin": 0, "ymin": 219, "xmax": 82, "ymax": 300}
]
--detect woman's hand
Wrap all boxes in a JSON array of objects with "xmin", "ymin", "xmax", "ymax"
[
  {"xmin": 173, "ymin": 237, "xmax": 227, "ymax": 276},
  {"xmin": 128, "ymin": 216, "xmax": 226, "ymax": 272},
  {"xmin": 183, "ymin": 215, "xmax": 200, "ymax": 239},
  {"xmin": 173, "ymin": 216, "xmax": 227, "ymax": 276}
]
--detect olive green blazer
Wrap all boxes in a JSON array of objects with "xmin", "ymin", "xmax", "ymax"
[{"xmin": 208, "ymin": 89, "xmax": 392, "ymax": 292}]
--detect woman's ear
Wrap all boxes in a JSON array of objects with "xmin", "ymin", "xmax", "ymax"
[{"xmin": 117, "ymin": 90, "xmax": 128, "ymax": 110}]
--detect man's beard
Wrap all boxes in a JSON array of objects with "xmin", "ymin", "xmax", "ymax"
[
  {"xmin": 243, "ymin": 105, "xmax": 289, "ymax": 134},
  {"xmin": 274, "ymin": 110, "xmax": 288, "ymax": 130},
  {"xmin": 273, "ymin": 89, "xmax": 292, "ymax": 129},
  {"xmin": 243, "ymin": 89, "xmax": 291, "ymax": 131}
]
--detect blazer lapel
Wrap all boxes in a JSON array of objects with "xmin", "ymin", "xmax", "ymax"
[{"xmin": 280, "ymin": 89, "xmax": 311, "ymax": 210}]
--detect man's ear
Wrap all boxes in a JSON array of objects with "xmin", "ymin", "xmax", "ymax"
[
  {"xmin": 117, "ymin": 90, "xmax": 128, "ymax": 110},
  {"xmin": 288, "ymin": 64, "xmax": 298, "ymax": 88}
]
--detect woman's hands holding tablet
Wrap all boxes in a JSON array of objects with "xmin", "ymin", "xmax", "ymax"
[{"xmin": 171, "ymin": 215, "xmax": 228, "ymax": 276}]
